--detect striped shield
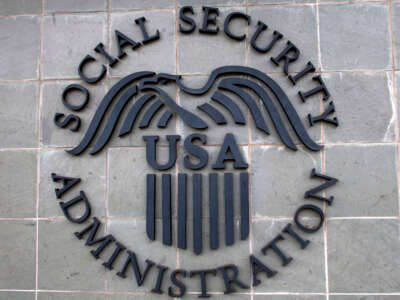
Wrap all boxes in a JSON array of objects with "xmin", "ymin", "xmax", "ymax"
[{"xmin": 145, "ymin": 172, "xmax": 249, "ymax": 255}]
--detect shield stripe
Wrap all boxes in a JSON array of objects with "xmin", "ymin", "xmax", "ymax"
[
  {"xmin": 162, "ymin": 174, "xmax": 172, "ymax": 246},
  {"xmin": 209, "ymin": 173, "xmax": 219, "ymax": 250},
  {"xmin": 146, "ymin": 174, "xmax": 156, "ymax": 241},
  {"xmin": 193, "ymin": 174, "xmax": 203, "ymax": 255},
  {"xmin": 224, "ymin": 173, "xmax": 234, "ymax": 246},
  {"xmin": 177, "ymin": 173, "xmax": 187, "ymax": 249},
  {"xmin": 240, "ymin": 172, "xmax": 249, "ymax": 240}
]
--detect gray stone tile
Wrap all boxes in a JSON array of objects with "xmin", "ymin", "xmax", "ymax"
[
  {"xmin": 0, "ymin": 16, "xmax": 40, "ymax": 80},
  {"xmin": 106, "ymin": 219, "xmax": 177, "ymax": 292},
  {"xmin": 177, "ymin": 145, "xmax": 249, "ymax": 218},
  {"xmin": 39, "ymin": 148, "xmax": 106, "ymax": 218},
  {"xmin": 109, "ymin": 10, "xmax": 176, "ymax": 76},
  {"xmin": 319, "ymin": 4, "xmax": 391, "ymax": 70},
  {"xmin": 248, "ymin": 5, "xmax": 319, "ymax": 73},
  {"xmin": 325, "ymin": 145, "xmax": 398, "ymax": 217},
  {"xmin": 250, "ymin": 0, "xmax": 312, "ymax": 3},
  {"xmin": 251, "ymin": 145, "xmax": 321, "ymax": 217},
  {"xmin": 177, "ymin": 75, "xmax": 249, "ymax": 145},
  {"xmin": 254, "ymin": 296, "xmax": 325, "ymax": 300},
  {"xmin": 249, "ymin": 73, "xmax": 322, "ymax": 146},
  {"xmin": 0, "ymin": 82, "xmax": 38, "ymax": 147},
  {"xmin": 0, "ymin": 0, "xmax": 41, "ymax": 16},
  {"xmin": 108, "ymin": 147, "xmax": 176, "ymax": 218},
  {"xmin": 252, "ymin": 219, "xmax": 325, "ymax": 292},
  {"xmin": 107, "ymin": 78, "xmax": 177, "ymax": 148},
  {"xmin": 38, "ymin": 292, "xmax": 105, "ymax": 300},
  {"xmin": 392, "ymin": 2, "xmax": 400, "ymax": 69},
  {"xmin": 327, "ymin": 219, "xmax": 400, "ymax": 292},
  {"xmin": 44, "ymin": 0, "xmax": 107, "ymax": 13},
  {"xmin": 320, "ymin": 0, "xmax": 385, "ymax": 1},
  {"xmin": 108, "ymin": 295, "xmax": 249, "ymax": 300},
  {"xmin": 0, "ymin": 292, "xmax": 34, "ymax": 300},
  {"xmin": 42, "ymin": 14, "xmax": 107, "ymax": 79},
  {"xmin": 38, "ymin": 219, "xmax": 106, "ymax": 291},
  {"xmin": 331, "ymin": 296, "xmax": 400, "ymax": 300},
  {"xmin": 179, "ymin": 0, "xmax": 245, "ymax": 6},
  {"xmin": 107, "ymin": 295, "xmax": 179, "ymax": 300},
  {"xmin": 183, "ymin": 294, "xmax": 250, "ymax": 300},
  {"xmin": 178, "ymin": 7, "xmax": 246, "ymax": 74},
  {"xmin": 111, "ymin": 0, "xmax": 175, "ymax": 10},
  {"xmin": 397, "ymin": 72, "xmax": 400, "ymax": 130},
  {"xmin": 40, "ymin": 80, "xmax": 107, "ymax": 147},
  {"xmin": 0, "ymin": 220, "xmax": 36, "ymax": 289},
  {"xmin": 179, "ymin": 220, "xmax": 250, "ymax": 293},
  {"xmin": 323, "ymin": 72, "xmax": 395, "ymax": 143},
  {"xmin": 0, "ymin": 150, "xmax": 37, "ymax": 218}
]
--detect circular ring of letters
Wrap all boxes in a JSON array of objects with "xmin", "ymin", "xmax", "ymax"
[{"xmin": 50, "ymin": 6, "xmax": 341, "ymax": 298}]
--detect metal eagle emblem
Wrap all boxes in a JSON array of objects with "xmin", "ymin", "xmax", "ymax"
[{"xmin": 66, "ymin": 65, "xmax": 322, "ymax": 255}]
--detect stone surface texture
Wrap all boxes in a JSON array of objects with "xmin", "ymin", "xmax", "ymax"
[{"xmin": 0, "ymin": 1, "xmax": 398, "ymax": 300}]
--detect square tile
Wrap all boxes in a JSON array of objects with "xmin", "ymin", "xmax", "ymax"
[
  {"xmin": 39, "ymin": 148, "xmax": 106, "ymax": 218},
  {"xmin": 111, "ymin": 0, "xmax": 175, "ymax": 10},
  {"xmin": 392, "ymin": 2, "xmax": 400, "ymax": 69},
  {"xmin": 38, "ymin": 292, "xmax": 105, "ymax": 300},
  {"xmin": 254, "ymin": 296, "xmax": 325, "ymax": 300},
  {"xmin": 252, "ymin": 219, "xmax": 325, "ymax": 292},
  {"xmin": 0, "ymin": 16, "xmax": 40, "ymax": 80},
  {"xmin": 323, "ymin": 72, "xmax": 395, "ymax": 143},
  {"xmin": 177, "ymin": 75, "xmax": 250, "ymax": 145},
  {"xmin": 327, "ymin": 219, "xmax": 400, "ymax": 292},
  {"xmin": 179, "ymin": 0, "xmax": 245, "ymax": 6},
  {"xmin": 0, "ymin": 82, "xmax": 38, "ymax": 147},
  {"xmin": 0, "ymin": 0, "xmax": 41, "ymax": 16},
  {"xmin": 319, "ymin": 4, "xmax": 391, "ymax": 70},
  {"xmin": 330, "ymin": 296, "xmax": 400, "ymax": 300},
  {"xmin": 249, "ymin": 0, "xmax": 313, "ymax": 3},
  {"xmin": 0, "ymin": 220, "xmax": 36, "ymax": 289},
  {"xmin": 0, "ymin": 150, "xmax": 37, "ymax": 218},
  {"xmin": 248, "ymin": 5, "xmax": 319, "ymax": 73},
  {"xmin": 325, "ymin": 145, "xmax": 398, "ymax": 217},
  {"xmin": 397, "ymin": 72, "xmax": 400, "ymax": 129},
  {"xmin": 42, "ymin": 14, "xmax": 107, "ymax": 79},
  {"xmin": 38, "ymin": 219, "xmax": 106, "ymax": 291},
  {"xmin": 179, "ymin": 220, "xmax": 250, "ymax": 293},
  {"xmin": 107, "ymin": 295, "xmax": 170, "ymax": 300},
  {"xmin": 106, "ymin": 219, "xmax": 178, "ymax": 292},
  {"xmin": 178, "ymin": 7, "xmax": 246, "ymax": 74},
  {"xmin": 109, "ymin": 10, "xmax": 176, "ymax": 76},
  {"xmin": 249, "ymin": 73, "xmax": 322, "ymax": 146},
  {"xmin": 183, "ymin": 295, "xmax": 250, "ymax": 300},
  {"xmin": 251, "ymin": 145, "xmax": 321, "ymax": 217},
  {"xmin": 40, "ymin": 80, "xmax": 106, "ymax": 147},
  {"xmin": 108, "ymin": 147, "xmax": 176, "ymax": 218},
  {"xmin": 44, "ymin": 0, "xmax": 107, "ymax": 13},
  {"xmin": 0, "ymin": 292, "xmax": 34, "ymax": 300}
]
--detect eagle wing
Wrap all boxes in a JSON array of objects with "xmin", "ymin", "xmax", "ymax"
[{"xmin": 66, "ymin": 66, "xmax": 322, "ymax": 156}]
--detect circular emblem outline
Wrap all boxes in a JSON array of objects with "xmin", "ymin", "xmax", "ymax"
[{"xmin": 50, "ymin": 6, "xmax": 340, "ymax": 297}]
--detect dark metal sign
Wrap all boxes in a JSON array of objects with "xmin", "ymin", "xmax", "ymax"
[{"xmin": 50, "ymin": 5, "xmax": 340, "ymax": 298}]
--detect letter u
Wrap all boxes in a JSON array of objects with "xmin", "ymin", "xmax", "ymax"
[{"xmin": 143, "ymin": 135, "xmax": 181, "ymax": 171}]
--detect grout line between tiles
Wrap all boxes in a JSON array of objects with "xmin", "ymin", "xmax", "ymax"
[
  {"xmin": 34, "ymin": 1, "xmax": 45, "ymax": 299},
  {"xmin": 104, "ymin": 0, "xmax": 111, "ymax": 296}
]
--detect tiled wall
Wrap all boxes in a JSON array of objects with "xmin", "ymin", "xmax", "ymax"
[{"xmin": 0, "ymin": 0, "xmax": 399, "ymax": 299}]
